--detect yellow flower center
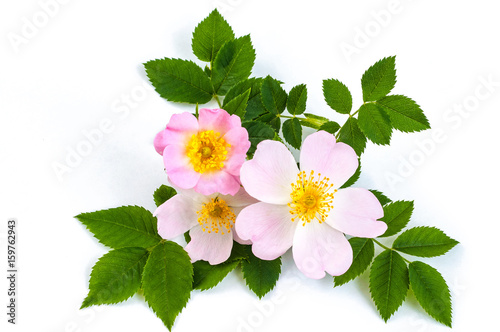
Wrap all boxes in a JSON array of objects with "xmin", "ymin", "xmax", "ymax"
[
  {"xmin": 197, "ymin": 197, "xmax": 236, "ymax": 235},
  {"xmin": 288, "ymin": 170, "xmax": 337, "ymax": 226},
  {"xmin": 186, "ymin": 130, "xmax": 230, "ymax": 173}
]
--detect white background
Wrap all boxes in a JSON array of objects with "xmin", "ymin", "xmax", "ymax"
[{"xmin": 1, "ymin": 0, "xmax": 499, "ymax": 331}]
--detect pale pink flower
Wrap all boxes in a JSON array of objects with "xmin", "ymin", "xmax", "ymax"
[
  {"xmin": 154, "ymin": 108, "xmax": 250, "ymax": 196},
  {"xmin": 154, "ymin": 186, "xmax": 256, "ymax": 265},
  {"xmin": 235, "ymin": 131, "xmax": 387, "ymax": 279}
]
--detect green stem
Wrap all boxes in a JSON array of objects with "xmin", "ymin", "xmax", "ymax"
[
  {"xmin": 373, "ymin": 239, "xmax": 391, "ymax": 251},
  {"xmin": 373, "ymin": 239, "xmax": 412, "ymax": 264},
  {"xmin": 335, "ymin": 114, "xmax": 352, "ymax": 140},
  {"xmin": 351, "ymin": 101, "xmax": 375, "ymax": 117},
  {"xmin": 214, "ymin": 95, "xmax": 222, "ymax": 108},
  {"xmin": 334, "ymin": 102, "xmax": 362, "ymax": 140},
  {"xmin": 279, "ymin": 115, "xmax": 306, "ymax": 120},
  {"xmin": 335, "ymin": 128, "xmax": 342, "ymax": 140}
]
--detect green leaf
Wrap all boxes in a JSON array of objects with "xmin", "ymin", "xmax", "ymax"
[
  {"xmin": 256, "ymin": 112, "xmax": 281, "ymax": 133},
  {"xmin": 319, "ymin": 121, "xmax": 341, "ymax": 134},
  {"xmin": 211, "ymin": 35, "xmax": 256, "ymax": 95},
  {"xmin": 229, "ymin": 242, "xmax": 251, "ymax": 261},
  {"xmin": 340, "ymin": 161, "xmax": 361, "ymax": 189},
  {"xmin": 393, "ymin": 227, "xmax": 459, "ymax": 257},
  {"xmin": 369, "ymin": 190, "xmax": 391, "ymax": 206},
  {"xmin": 357, "ymin": 103, "xmax": 392, "ymax": 145},
  {"xmin": 282, "ymin": 118, "xmax": 302, "ymax": 149},
  {"xmin": 76, "ymin": 206, "xmax": 162, "ymax": 249},
  {"xmin": 193, "ymin": 260, "xmax": 240, "ymax": 291},
  {"xmin": 144, "ymin": 58, "xmax": 214, "ymax": 104},
  {"xmin": 153, "ymin": 185, "xmax": 177, "ymax": 207},
  {"xmin": 379, "ymin": 200, "xmax": 414, "ymax": 237},
  {"xmin": 193, "ymin": 243, "xmax": 249, "ymax": 290},
  {"xmin": 361, "ymin": 56, "xmax": 397, "ymax": 102},
  {"xmin": 222, "ymin": 88, "xmax": 250, "ymax": 118},
  {"xmin": 337, "ymin": 117, "xmax": 367, "ymax": 156},
  {"xmin": 241, "ymin": 249, "xmax": 281, "ymax": 298},
  {"xmin": 299, "ymin": 113, "xmax": 329, "ymax": 129},
  {"xmin": 191, "ymin": 9, "xmax": 235, "ymax": 63},
  {"xmin": 81, "ymin": 247, "xmax": 149, "ymax": 308},
  {"xmin": 334, "ymin": 238, "xmax": 374, "ymax": 287},
  {"xmin": 376, "ymin": 95, "xmax": 430, "ymax": 132},
  {"xmin": 323, "ymin": 79, "xmax": 353, "ymax": 114},
  {"xmin": 369, "ymin": 250, "xmax": 409, "ymax": 322},
  {"xmin": 273, "ymin": 132, "xmax": 284, "ymax": 143},
  {"xmin": 242, "ymin": 121, "xmax": 276, "ymax": 156},
  {"xmin": 223, "ymin": 78, "xmax": 266, "ymax": 120},
  {"xmin": 142, "ymin": 241, "xmax": 193, "ymax": 331},
  {"xmin": 261, "ymin": 76, "xmax": 287, "ymax": 115},
  {"xmin": 204, "ymin": 65, "xmax": 211, "ymax": 77},
  {"xmin": 287, "ymin": 84, "xmax": 307, "ymax": 115},
  {"xmin": 409, "ymin": 261, "xmax": 452, "ymax": 327}
]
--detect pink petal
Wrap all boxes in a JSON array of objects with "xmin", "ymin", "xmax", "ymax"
[
  {"xmin": 198, "ymin": 108, "xmax": 241, "ymax": 135},
  {"xmin": 222, "ymin": 127, "xmax": 251, "ymax": 176},
  {"xmin": 153, "ymin": 129, "xmax": 169, "ymax": 155},
  {"xmin": 223, "ymin": 127, "xmax": 251, "ymax": 155},
  {"xmin": 240, "ymin": 140, "xmax": 299, "ymax": 204},
  {"xmin": 154, "ymin": 195, "xmax": 199, "ymax": 239},
  {"xmin": 163, "ymin": 143, "xmax": 189, "ymax": 171},
  {"xmin": 326, "ymin": 188, "xmax": 387, "ymax": 237},
  {"xmin": 194, "ymin": 171, "xmax": 241, "ymax": 196},
  {"xmin": 163, "ymin": 144, "xmax": 200, "ymax": 190},
  {"xmin": 300, "ymin": 131, "xmax": 358, "ymax": 189},
  {"xmin": 154, "ymin": 113, "xmax": 199, "ymax": 155},
  {"xmin": 224, "ymin": 151, "xmax": 248, "ymax": 177},
  {"xmin": 235, "ymin": 203, "xmax": 297, "ymax": 260},
  {"xmin": 292, "ymin": 222, "xmax": 353, "ymax": 279},
  {"xmin": 185, "ymin": 226, "xmax": 234, "ymax": 265}
]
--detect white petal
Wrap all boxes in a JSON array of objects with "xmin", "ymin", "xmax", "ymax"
[
  {"xmin": 300, "ymin": 131, "xmax": 358, "ymax": 188},
  {"xmin": 154, "ymin": 195, "xmax": 199, "ymax": 239},
  {"xmin": 235, "ymin": 203, "xmax": 297, "ymax": 260},
  {"xmin": 292, "ymin": 222, "xmax": 353, "ymax": 279},
  {"xmin": 240, "ymin": 140, "xmax": 298, "ymax": 204},
  {"xmin": 185, "ymin": 226, "xmax": 233, "ymax": 265},
  {"xmin": 326, "ymin": 188, "xmax": 387, "ymax": 237}
]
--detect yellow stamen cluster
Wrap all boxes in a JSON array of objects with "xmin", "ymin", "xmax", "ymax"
[
  {"xmin": 288, "ymin": 170, "xmax": 337, "ymax": 226},
  {"xmin": 186, "ymin": 130, "xmax": 230, "ymax": 173},
  {"xmin": 197, "ymin": 197, "xmax": 236, "ymax": 235}
]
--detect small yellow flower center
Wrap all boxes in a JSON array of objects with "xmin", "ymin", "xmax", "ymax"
[
  {"xmin": 302, "ymin": 195, "xmax": 317, "ymax": 208},
  {"xmin": 186, "ymin": 130, "xmax": 231, "ymax": 173},
  {"xmin": 197, "ymin": 197, "xmax": 235, "ymax": 235},
  {"xmin": 288, "ymin": 170, "xmax": 337, "ymax": 226},
  {"xmin": 201, "ymin": 146, "xmax": 212, "ymax": 158}
]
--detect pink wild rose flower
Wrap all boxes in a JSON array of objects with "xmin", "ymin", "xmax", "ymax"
[
  {"xmin": 235, "ymin": 131, "xmax": 387, "ymax": 279},
  {"xmin": 154, "ymin": 186, "xmax": 256, "ymax": 265},
  {"xmin": 154, "ymin": 108, "xmax": 250, "ymax": 196}
]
